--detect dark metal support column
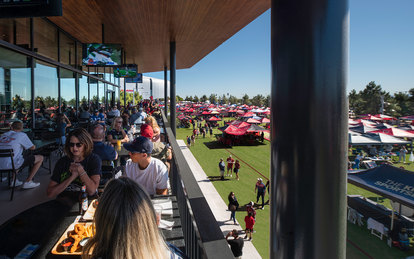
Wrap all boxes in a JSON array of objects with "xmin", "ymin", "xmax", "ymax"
[
  {"xmin": 123, "ymin": 78, "xmax": 126, "ymax": 108},
  {"xmin": 30, "ymin": 18, "xmax": 35, "ymax": 129},
  {"xmin": 270, "ymin": 1, "xmax": 348, "ymax": 259},
  {"xmin": 57, "ymin": 30, "xmax": 61, "ymax": 113},
  {"xmin": 170, "ymin": 41, "xmax": 176, "ymax": 136},
  {"xmin": 164, "ymin": 66, "xmax": 168, "ymax": 116},
  {"xmin": 150, "ymin": 78, "xmax": 153, "ymax": 99}
]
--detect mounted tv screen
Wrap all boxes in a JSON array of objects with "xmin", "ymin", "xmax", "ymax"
[
  {"xmin": 82, "ymin": 43, "xmax": 121, "ymax": 66},
  {"xmin": 114, "ymin": 64, "xmax": 137, "ymax": 78},
  {"xmin": 125, "ymin": 73, "xmax": 143, "ymax": 83}
]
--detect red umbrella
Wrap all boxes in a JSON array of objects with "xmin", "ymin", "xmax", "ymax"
[{"xmin": 369, "ymin": 128, "xmax": 414, "ymax": 138}]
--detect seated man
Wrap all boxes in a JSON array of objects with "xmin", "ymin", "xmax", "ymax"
[
  {"xmin": 90, "ymin": 109, "xmax": 105, "ymax": 125},
  {"xmin": 89, "ymin": 123, "xmax": 118, "ymax": 161},
  {"xmin": 0, "ymin": 121, "xmax": 43, "ymax": 189},
  {"xmin": 123, "ymin": 136, "xmax": 169, "ymax": 195},
  {"xmin": 140, "ymin": 124, "xmax": 172, "ymax": 171}
]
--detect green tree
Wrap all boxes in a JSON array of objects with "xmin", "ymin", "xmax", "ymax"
[
  {"xmin": 242, "ymin": 94, "xmax": 250, "ymax": 105},
  {"xmin": 264, "ymin": 95, "xmax": 271, "ymax": 108},
  {"xmin": 176, "ymin": 95, "xmax": 183, "ymax": 101},
  {"xmin": 185, "ymin": 96, "xmax": 193, "ymax": 102},
  {"xmin": 220, "ymin": 94, "xmax": 228, "ymax": 105},
  {"xmin": 193, "ymin": 95, "xmax": 199, "ymax": 102},
  {"xmin": 228, "ymin": 95, "xmax": 238, "ymax": 105},
  {"xmin": 200, "ymin": 95, "xmax": 208, "ymax": 102},
  {"xmin": 209, "ymin": 94, "xmax": 217, "ymax": 104},
  {"xmin": 359, "ymin": 81, "xmax": 389, "ymax": 115},
  {"xmin": 251, "ymin": 94, "xmax": 265, "ymax": 106}
]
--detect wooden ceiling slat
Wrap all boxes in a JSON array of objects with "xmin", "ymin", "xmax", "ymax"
[{"xmin": 48, "ymin": 0, "xmax": 270, "ymax": 73}]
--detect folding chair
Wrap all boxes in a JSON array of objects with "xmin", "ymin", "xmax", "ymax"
[{"xmin": 0, "ymin": 149, "xmax": 25, "ymax": 201}]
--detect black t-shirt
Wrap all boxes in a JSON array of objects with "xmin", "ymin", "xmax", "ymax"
[
  {"xmin": 228, "ymin": 238, "xmax": 244, "ymax": 257},
  {"xmin": 51, "ymin": 153, "xmax": 102, "ymax": 193},
  {"xmin": 108, "ymin": 128, "xmax": 127, "ymax": 140}
]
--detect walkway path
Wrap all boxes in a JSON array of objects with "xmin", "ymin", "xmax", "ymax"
[{"xmin": 177, "ymin": 140, "xmax": 261, "ymax": 259}]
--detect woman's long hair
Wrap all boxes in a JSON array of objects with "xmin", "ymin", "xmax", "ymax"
[
  {"xmin": 82, "ymin": 177, "xmax": 168, "ymax": 259},
  {"xmin": 64, "ymin": 128, "xmax": 93, "ymax": 160}
]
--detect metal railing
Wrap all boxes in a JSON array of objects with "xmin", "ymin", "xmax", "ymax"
[{"xmin": 161, "ymin": 112, "xmax": 234, "ymax": 259}]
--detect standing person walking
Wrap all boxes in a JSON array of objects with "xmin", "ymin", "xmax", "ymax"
[
  {"xmin": 399, "ymin": 146, "xmax": 408, "ymax": 163},
  {"xmin": 234, "ymin": 160, "xmax": 241, "ymax": 180},
  {"xmin": 186, "ymin": 136, "xmax": 191, "ymax": 148},
  {"xmin": 244, "ymin": 211, "xmax": 255, "ymax": 241},
  {"xmin": 228, "ymin": 192, "xmax": 239, "ymax": 224},
  {"xmin": 219, "ymin": 158, "xmax": 225, "ymax": 180},
  {"xmin": 226, "ymin": 155, "xmax": 235, "ymax": 177},
  {"xmin": 255, "ymin": 178, "xmax": 266, "ymax": 209}
]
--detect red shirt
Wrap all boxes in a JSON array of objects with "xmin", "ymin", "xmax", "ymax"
[
  {"xmin": 227, "ymin": 157, "xmax": 234, "ymax": 167},
  {"xmin": 244, "ymin": 215, "xmax": 255, "ymax": 229}
]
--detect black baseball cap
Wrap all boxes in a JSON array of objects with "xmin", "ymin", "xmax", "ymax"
[{"xmin": 124, "ymin": 136, "xmax": 153, "ymax": 154}]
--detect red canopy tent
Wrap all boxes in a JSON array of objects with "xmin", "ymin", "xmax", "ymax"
[
  {"xmin": 220, "ymin": 125, "xmax": 247, "ymax": 135},
  {"xmin": 246, "ymin": 118, "xmax": 261, "ymax": 124},
  {"xmin": 201, "ymin": 111, "xmax": 211, "ymax": 115},
  {"xmin": 261, "ymin": 118, "xmax": 270, "ymax": 123},
  {"xmin": 242, "ymin": 112, "xmax": 255, "ymax": 118},
  {"xmin": 369, "ymin": 128, "xmax": 414, "ymax": 138},
  {"xmin": 208, "ymin": 116, "xmax": 222, "ymax": 121}
]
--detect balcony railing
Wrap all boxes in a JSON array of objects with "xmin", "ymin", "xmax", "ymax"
[{"xmin": 161, "ymin": 112, "xmax": 234, "ymax": 259}]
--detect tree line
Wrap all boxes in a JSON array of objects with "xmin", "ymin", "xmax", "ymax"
[
  {"xmin": 178, "ymin": 93, "xmax": 271, "ymax": 107},
  {"xmin": 349, "ymin": 81, "xmax": 414, "ymax": 116}
]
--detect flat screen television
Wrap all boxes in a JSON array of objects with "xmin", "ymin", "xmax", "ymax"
[
  {"xmin": 114, "ymin": 64, "xmax": 137, "ymax": 78},
  {"xmin": 125, "ymin": 73, "xmax": 143, "ymax": 83},
  {"xmin": 82, "ymin": 43, "xmax": 122, "ymax": 66}
]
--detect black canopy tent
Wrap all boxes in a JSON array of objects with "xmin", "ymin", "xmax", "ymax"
[{"xmin": 348, "ymin": 164, "xmax": 414, "ymax": 230}]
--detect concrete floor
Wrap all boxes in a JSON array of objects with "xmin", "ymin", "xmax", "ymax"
[{"xmin": 0, "ymin": 152, "xmax": 57, "ymax": 226}]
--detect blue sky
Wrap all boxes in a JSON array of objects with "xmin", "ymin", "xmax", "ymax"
[{"xmin": 146, "ymin": 0, "xmax": 414, "ymax": 98}]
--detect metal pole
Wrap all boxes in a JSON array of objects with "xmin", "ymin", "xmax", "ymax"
[
  {"xmin": 170, "ymin": 41, "xmax": 176, "ymax": 136},
  {"xmin": 270, "ymin": 1, "xmax": 348, "ymax": 258},
  {"xmin": 30, "ymin": 18, "xmax": 35, "ymax": 129},
  {"xmin": 124, "ymin": 78, "xmax": 126, "ymax": 109},
  {"xmin": 150, "ymin": 78, "xmax": 153, "ymax": 99},
  {"xmin": 164, "ymin": 66, "xmax": 168, "ymax": 116}
]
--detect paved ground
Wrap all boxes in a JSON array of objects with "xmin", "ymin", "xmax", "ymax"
[{"xmin": 177, "ymin": 139, "xmax": 261, "ymax": 259}]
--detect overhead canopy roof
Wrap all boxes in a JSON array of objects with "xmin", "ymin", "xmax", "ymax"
[{"xmin": 48, "ymin": 0, "xmax": 270, "ymax": 73}]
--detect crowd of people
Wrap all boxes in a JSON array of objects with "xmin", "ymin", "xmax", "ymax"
[{"xmin": 0, "ymin": 100, "xmax": 186, "ymax": 258}]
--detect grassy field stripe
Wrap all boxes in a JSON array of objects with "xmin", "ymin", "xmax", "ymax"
[
  {"xmin": 225, "ymin": 149, "xmax": 269, "ymax": 181},
  {"xmin": 346, "ymin": 238, "xmax": 374, "ymax": 259}
]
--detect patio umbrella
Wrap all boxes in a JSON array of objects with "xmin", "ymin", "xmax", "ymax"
[{"xmin": 261, "ymin": 118, "xmax": 270, "ymax": 123}]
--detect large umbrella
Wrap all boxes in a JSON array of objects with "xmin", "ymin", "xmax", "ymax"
[
  {"xmin": 261, "ymin": 118, "xmax": 270, "ymax": 123},
  {"xmin": 242, "ymin": 112, "xmax": 255, "ymax": 118}
]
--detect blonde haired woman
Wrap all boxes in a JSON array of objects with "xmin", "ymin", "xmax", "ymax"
[
  {"xmin": 107, "ymin": 116, "xmax": 129, "ymax": 145},
  {"xmin": 82, "ymin": 177, "xmax": 185, "ymax": 259},
  {"xmin": 144, "ymin": 115, "xmax": 161, "ymax": 142}
]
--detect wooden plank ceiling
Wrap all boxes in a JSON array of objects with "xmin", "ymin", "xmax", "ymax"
[{"xmin": 48, "ymin": 0, "xmax": 270, "ymax": 73}]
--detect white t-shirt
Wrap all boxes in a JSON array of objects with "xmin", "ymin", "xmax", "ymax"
[
  {"xmin": 124, "ymin": 157, "xmax": 169, "ymax": 195},
  {"xmin": 0, "ymin": 130, "xmax": 34, "ymax": 169}
]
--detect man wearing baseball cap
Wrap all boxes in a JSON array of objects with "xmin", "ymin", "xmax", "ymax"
[
  {"xmin": 255, "ymin": 178, "xmax": 266, "ymax": 209},
  {"xmin": 140, "ymin": 124, "xmax": 172, "ymax": 172},
  {"xmin": 123, "ymin": 136, "xmax": 169, "ymax": 195}
]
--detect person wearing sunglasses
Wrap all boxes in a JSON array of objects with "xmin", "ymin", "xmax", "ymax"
[
  {"xmin": 107, "ymin": 116, "xmax": 130, "ymax": 145},
  {"xmin": 47, "ymin": 128, "xmax": 101, "ymax": 204}
]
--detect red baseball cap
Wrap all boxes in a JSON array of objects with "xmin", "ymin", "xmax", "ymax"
[{"xmin": 140, "ymin": 124, "xmax": 154, "ymax": 139}]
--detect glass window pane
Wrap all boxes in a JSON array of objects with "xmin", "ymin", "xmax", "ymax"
[
  {"xmin": 60, "ymin": 32, "xmax": 75, "ymax": 67},
  {"xmin": 79, "ymin": 73, "xmax": 88, "ymax": 108},
  {"xmin": 90, "ymin": 79, "xmax": 98, "ymax": 109},
  {"xmin": 34, "ymin": 60, "xmax": 58, "ymax": 119},
  {"xmin": 99, "ymin": 82, "xmax": 105, "ymax": 109},
  {"xmin": 0, "ymin": 47, "xmax": 31, "ymax": 121},
  {"xmin": 34, "ymin": 18, "xmax": 58, "ymax": 61},
  {"xmin": 60, "ymin": 68, "xmax": 76, "ymax": 111}
]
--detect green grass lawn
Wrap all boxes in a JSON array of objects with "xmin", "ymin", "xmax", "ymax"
[{"xmin": 176, "ymin": 123, "xmax": 414, "ymax": 258}]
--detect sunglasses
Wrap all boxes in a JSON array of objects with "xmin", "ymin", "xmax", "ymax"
[{"xmin": 69, "ymin": 142, "xmax": 83, "ymax": 148}]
